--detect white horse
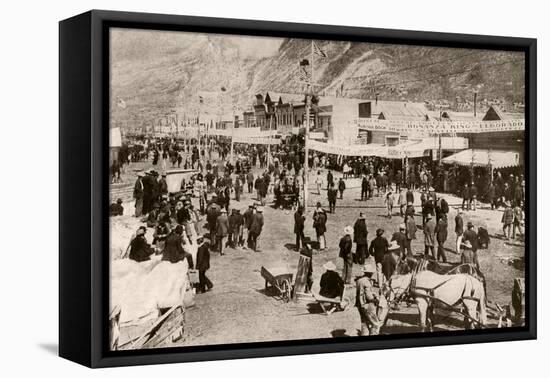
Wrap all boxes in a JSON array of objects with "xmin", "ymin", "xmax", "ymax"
[{"xmin": 388, "ymin": 270, "xmax": 487, "ymax": 332}]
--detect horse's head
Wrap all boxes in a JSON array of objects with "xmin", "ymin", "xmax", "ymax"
[{"xmin": 387, "ymin": 273, "xmax": 412, "ymax": 303}]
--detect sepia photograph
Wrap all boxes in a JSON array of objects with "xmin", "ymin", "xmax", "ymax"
[{"xmin": 107, "ymin": 27, "xmax": 526, "ymax": 351}]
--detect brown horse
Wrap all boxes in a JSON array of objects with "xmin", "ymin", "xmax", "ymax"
[{"xmin": 388, "ymin": 270, "xmax": 487, "ymax": 332}]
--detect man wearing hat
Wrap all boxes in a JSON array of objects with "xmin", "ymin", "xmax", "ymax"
[
  {"xmin": 369, "ymin": 228, "xmax": 389, "ymax": 285},
  {"xmin": 128, "ymin": 226, "xmax": 153, "ymax": 262},
  {"xmin": 195, "ymin": 236, "xmax": 213, "ymax": 293},
  {"xmin": 391, "ymin": 224, "xmax": 407, "ymax": 259},
  {"xmin": 319, "ymin": 261, "xmax": 344, "ymax": 299},
  {"xmin": 460, "ymin": 240, "xmax": 480, "ymax": 270},
  {"xmin": 327, "ymin": 182, "xmax": 338, "ymax": 213},
  {"xmin": 146, "ymin": 202, "xmax": 161, "ymax": 228},
  {"xmin": 243, "ymin": 203, "xmax": 256, "ymax": 249},
  {"xmin": 133, "ymin": 172, "xmax": 145, "ymax": 217},
  {"xmin": 206, "ymin": 197, "xmax": 221, "ymax": 249},
  {"xmin": 159, "ymin": 172, "xmax": 168, "ymax": 197},
  {"xmin": 353, "ymin": 213, "xmax": 369, "ymax": 265},
  {"xmin": 462, "ymin": 221, "xmax": 479, "ymax": 255},
  {"xmin": 215, "ymin": 208, "xmax": 229, "ymax": 255},
  {"xmin": 294, "ymin": 205, "xmax": 306, "ymax": 251},
  {"xmin": 313, "ymin": 203, "xmax": 328, "ymax": 251},
  {"xmin": 141, "ymin": 169, "xmax": 155, "ymax": 215},
  {"xmin": 382, "ymin": 241, "xmax": 401, "ymax": 281},
  {"xmin": 423, "ymin": 214, "xmax": 436, "ymax": 258},
  {"xmin": 434, "ymin": 214, "xmax": 448, "ymax": 262},
  {"xmin": 355, "ymin": 264, "xmax": 388, "ymax": 336},
  {"xmin": 228, "ymin": 209, "xmax": 244, "ymax": 248},
  {"xmin": 249, "ymin": 206, "xmax": 264, "ymax": 252},
  {"xmin": 110, "ymin": 198, "xmax": 124, "ymax": 217},
  {"xmin": 455, "ymin": 208, "xmax": 464, "ymax": 254},
  {"xmin": 361, "ymin": 174, "xmax": 368, "ymax": 201},
  {"xmin": 339, "ymin": 226, "xmax": 354, "ymax": 284},
  {"xmin": 502, "ymin": 201, "xmax": 514, "ymax": 240}
]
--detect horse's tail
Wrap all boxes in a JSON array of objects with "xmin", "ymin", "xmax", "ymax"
[{"xmin": 478, "ymin": 282, "xmax": 488, "ymax": 326}]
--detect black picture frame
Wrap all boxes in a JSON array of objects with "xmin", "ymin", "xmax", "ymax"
[{"xmin": 59, "ymin": 9, "xmax": 537, "ymax": 368}]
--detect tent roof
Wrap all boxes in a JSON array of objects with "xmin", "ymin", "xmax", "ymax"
[
  {"xmin": 110, "ymin": 127, "xmax": 122, "ymax": 147},
  {"xmin": 441, "ymin": 149, "xmax": 522, "ymax": 168}
]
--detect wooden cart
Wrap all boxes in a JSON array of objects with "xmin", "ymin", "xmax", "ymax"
[
  {"xmin": 112, "ymin": 305, "xmax": 186, "ymax": 351},
  {"xmin": 261, "ymin": 266, "xmax": 293, "ymax": 302}
]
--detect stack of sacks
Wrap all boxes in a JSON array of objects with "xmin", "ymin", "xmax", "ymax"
[{"xmin": 111, "ymin": 257, "xmax": 191, "ymax": 324}]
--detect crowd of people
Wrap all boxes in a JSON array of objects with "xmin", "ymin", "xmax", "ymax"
[{"xmin": 109, "ymin": 136, "xmax": 525, "ymax": 336}]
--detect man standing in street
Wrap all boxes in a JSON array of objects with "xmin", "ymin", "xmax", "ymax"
[
  {"xmin": 462, "ymin": 221, "xmax": 479, "ymax": 256},
  {"xmin": 353, "ymin": 213, "xmax": 369, "ymax": 265},
  {"xmin": 356, "ymin": 264, "xmax": 388, "ymax": 336},
  {"xmin": 502, "ymin": 201, "xmax": 514, "ymax": 239},
  {"xmin": 455, "ymin": 208, "xmax": 464, "ymax": 254},
  {"xmin": 313, "ymin": 203, "xmax": 327, "ymax": 251},
  {"xmin": 339, "ymin": 226, "xmax": 354, "ymax": 284},
  {"xmin": 326, "ymin": 170, "xmax": 334, "ymax": 191},
  {"xmin": 133, "ymin": 172, "xmax": 145, "ymax": 217},
  {"xmin": 243, "ymin": 203, "xmax": 255, "ymax": 249},
  {"xmin": 435, "ymin": 214, "xmax": 448, "ymax": 262},
  {"xmin": 327, "ymin": 182, "xmax": 338, "ymax": 213},
  {"xmin": 338, "ymin": 176, "xmax": 346, "ymax": 199},
  {"xmin": 215, "ymin": 208, "xmax": 229, "ymax": 255},
  {"xmin": 423, "ymin": 214, "xmax": 436, "ymax": 258},
  {"xmin": 294, "ymin": 205, "xmax": 306, "ymax": 251},
  {"xmin": 391, "ymin": 224, "xmax": 408, "ymax": 260},
  {"xmin": 195, "ymin": 237, "xmax": 213, "ymax": 293},
  {"xmin": 249, "ymin": 206, "xmax": 264, "ymax": 252},
  {"xmin": 361, "ymin": 175, "xmax": 368, "ymax": 201},
  {"xmin": 246, "ymin": 170, "xmax": 254, "ymax": 194}
]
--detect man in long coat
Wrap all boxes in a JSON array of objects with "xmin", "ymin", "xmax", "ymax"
[
  {"xmin": 195, "ymin": 237, "xmax": 213, "ymax": 293},
  {"xmin": 405, "ymin": 213, "xmax": 417, "ymax": 256},
  {"xmin": 356, "ymin": 264, "xmax": 388, "ymax": 336},
  {"xmin": 294, "ymin": 206, "xmax": 306, "ymax": 251},
  {"xmin": 128, "ymin": 227, "xmax": 153, "ymax": 262},
  {"xmin": 391, "ymin": 224, "xmax": 408, "ymax": 259},
  {"xmin": 249, "ymin": 207, "xmax": 264, "ymax": 252},
  {"xmin": 215, "ymin": 208, "xmax": 229, "ymax": 255},
  {"xmin": 133, "ymin": 172, "xmax": 145, "ymax": 217},
  {"xmin": 339, "ymin": 226, "xmax": 354, "ymax": 284},
  {"xmin": 353, "ymin": 213, "xmax": 368, "ymax": 265},
  {"xmin": 162, "ymin": 225, "xmax": 193, "ymax": 267},
  {"xmin": 312, "ymin": 203, "xmax": 327, "ymax": 250},
  {"xmin": 423, "ymin": 214, "xmax": 436, "ymax": 258},
  {"xmin": 434, "ymin": 214, "xmax": 448, "ymax": 262}
]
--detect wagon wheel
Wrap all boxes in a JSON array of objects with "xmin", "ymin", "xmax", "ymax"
[{"xmin": 281, "ymin": 279, "xmax": 292, "ymax": 302}]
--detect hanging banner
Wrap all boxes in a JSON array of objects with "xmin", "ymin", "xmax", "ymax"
[
  {"xmin": 307, "ymin": 139, "xmax": 387, "ymax": 157},
  {"xmin": 352, "ymin": 118, "xmax": 525, "ymax": 134},
  {"xmin": 233, "ymin": 136, "xmax": 281, "ymax": 145}
]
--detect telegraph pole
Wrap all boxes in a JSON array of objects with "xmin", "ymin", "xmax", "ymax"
[{"xmin": 303, "ymin": 41, "xmax": 314, "ymax": 211}]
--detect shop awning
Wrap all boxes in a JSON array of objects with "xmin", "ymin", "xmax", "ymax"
[
  {"xmin": 386, "ymin": 137, "xmax": 469, "ymax": 159},
  {"xmin": 441, "ymin": 149, "xmax": 522, "ymax": 168}
]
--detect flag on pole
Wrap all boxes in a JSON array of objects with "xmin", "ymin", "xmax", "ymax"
[
  {"xmin": 313, "ymin": 42, "xmax": 327, "ymax": 58},
  {"xmin": 298, "ymin": 59, "xmax": 311, "ymax": 82},
  {"xmin": 116, "ymin": 97, "xmax": 126, "ymax": 109}
]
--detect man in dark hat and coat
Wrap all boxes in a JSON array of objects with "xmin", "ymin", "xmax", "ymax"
[
  {"xmin": 128, "ymin": 226, "xmax": 153, "ymax": 262},
  {"xmin": 162, "ymin": 225, "xmax": 193, "ymax": 267},
  {"xmin": 353, "ymin": 213, "xmax": 369, "ymax": 265},
  {"xmin": 195, "ymin": 237, "xmax": 213, "ymax": 293}
]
